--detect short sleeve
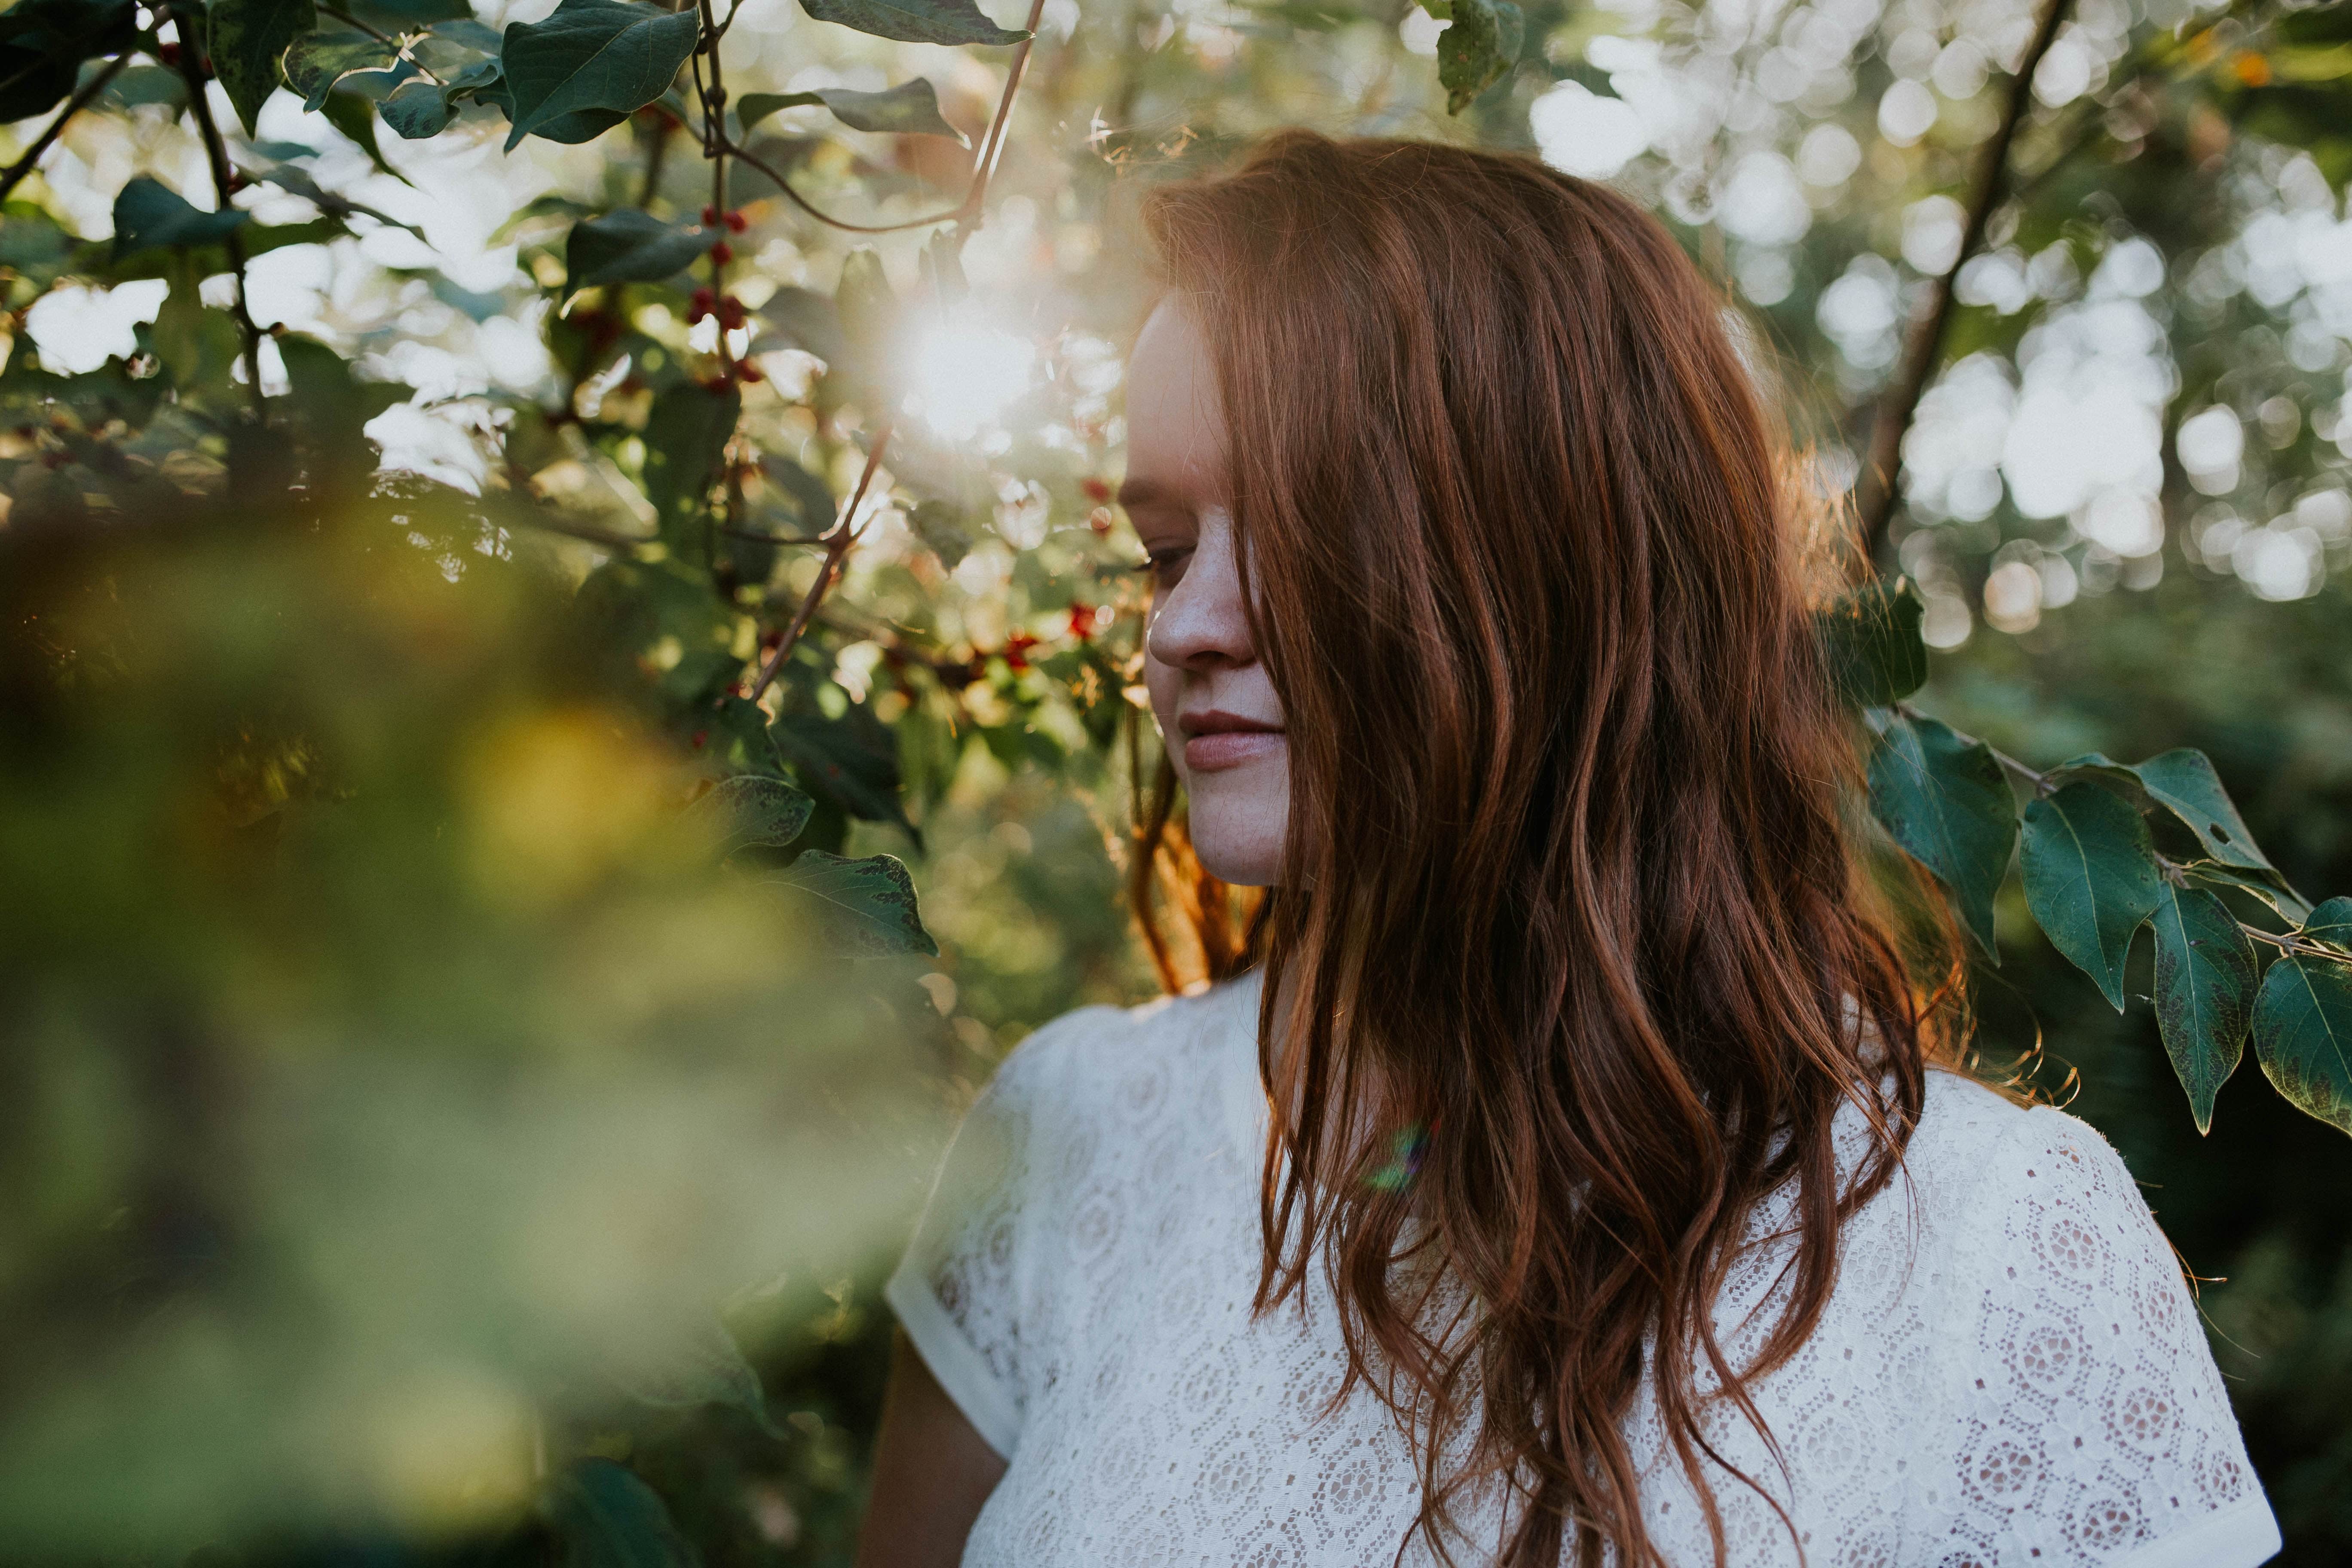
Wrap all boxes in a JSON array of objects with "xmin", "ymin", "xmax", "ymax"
[
  {"xmin": 883, "ymin": 1007, "xmax": 1114, "ymax": 1461},
  {"xmin": 1935, "ymin": 1108, "xmax": 2281, "ymax": 1568}
]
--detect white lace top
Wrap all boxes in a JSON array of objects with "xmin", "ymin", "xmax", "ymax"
[{"xmin": 884, "ymin": 969, "xmax": 2282, "ymax": 1568}]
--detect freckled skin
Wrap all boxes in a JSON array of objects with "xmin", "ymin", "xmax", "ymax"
[{"xmin": 1125, "ymin": 299, "xmax": 1289, "ymax": 889}]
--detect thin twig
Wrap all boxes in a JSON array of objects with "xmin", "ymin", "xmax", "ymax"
[
  {"xmin": 747, "ymin": 426, "xmax": 892, "ymax": 701},
  {"xmin": 1855, "ymin": 0, "xmax": 2075, "ymax": 564},
  {"xmin": 0, "ymin": 51, "xmax": 132, "ymax": 202},
  {"xmin": 163, "ymin": 6, "xmax": 266, "ymax": 420},
  {"xmin": 721, "ymin": 0, "xmax": 1047, "ymax": 237}
]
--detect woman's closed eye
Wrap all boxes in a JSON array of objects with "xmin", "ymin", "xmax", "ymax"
[{"xmin": 1134, "ymin": 546, "xmax": 1193, "ymax": 590}]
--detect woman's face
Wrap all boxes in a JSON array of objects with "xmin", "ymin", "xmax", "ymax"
[{"xmin": 1124, "ymin": 298, "xmax": 1289, "ymax": 888}]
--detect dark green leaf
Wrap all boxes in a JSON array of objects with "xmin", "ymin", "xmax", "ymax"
[
  {"xmin": 282, "ymin": 30, "xmax": 404, "ymax": 112},
  {"xmin": 273, "ymin": 333, "xmax": 407, "ymax": 470},
  {"xmin": 2149, "ymin": 881, "xmax": 2257, "ymax": 1134},
  {"xmin": 111, "ymin": 176, "xmax": 248, "ymax": 260},
  {"xmin": 1435, "ymin": 0, "xmax": 1521, "ymax": 114},
  {"xmin": 909, "ymin": 498, "xmax": 971, "ymax": 569},
  {"xmin": 1865, "ymin": 710, "xmax": 2016, "ymax": 957},
  {"xmin": 498, "ymin": 0, "xmax": 699, "ymax": 151},
  {"xmin": 2181, "ymin": 861, "xmax": 2315, "ymax": 926},
  {"xmin": 640, "ymin": 383, "xmax": 739, "ymax": 551},
  {"xmin": 2043, "ymin": 751, "xmax": 2150, "ymax": 808},
  {"xmin": 707, "ymin": 695, "xmax": 784, "ymax": 777},
  {"xmin": 349, "ymin": 0, "xmax": 471, "ymax": 24},
  {"xmin": 0, "ymin": 0, "xmax": 137, "ymax": 122},
  {"xmin": 692, "ymin": 773, "xmax": 815, "ymax": 858},
  {"xmin": 2128, "ymin": 748, "xmax": 2275, "ymax": 874},
  {"xmin": 101, "ymin": 61, "xmax": 190, "ymax": 108},
  {"xmin": 2252, "ymin": 953, "xmax": 2352, "ymax": 1136},
  {"xmin": 2020, "ymin": 780, "xmax": 2164, "ymax": 1011},
  {"xmin": 756, "ymin": 455, "xmax": 836, "ymax": 531},
  {"xmin": 2305, "ymin": 896, "xmax": 2352, "ymax": 953},
  {"xmin": 541, "ymin": 1458, "xmax": 701, "ymax": 1568},
  {"xmin": 772, "ymin": 704, "xmax": 914, "ymax": 840},
  {"xmin": 1816, "ymin": 578, "xmax": 1926, "ymax": 709},
  {"xmin": 750, "ymin": 286, "xmax": 848, "ymax": 365},
  {"xmin": 562, "ymin": 209, "xmax": 723, "ymax": 302},
  {"xmin": 735, "ymin": 78, "xmax": 966, "ymax": 144},
  {"xmin": 774, "ymin": 850, "xmax": 936, "ymax": 956},
  {"xmin": 795, "ymin": 0, "xmax": 1024, "ymax": 46},
  {"xmin": 380, "ymin": 57, "xmax": 500, "ymax": 137},
  {"xmin": 208, "ymin": 0, "xmax": 316, "ymax": 134},
  {"xmin": 143, "ymin": 254, "xmax": 239, "ymax": 391}
]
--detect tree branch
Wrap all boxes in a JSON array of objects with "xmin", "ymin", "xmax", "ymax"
[
  {"xmin": 747, "ymin": 426, "xmax": 891, "ymax": 701},
  {"xmin": 0, "ymin": 51, "xmax": 132, "ymax": 203},
  {"xmin": 1855, "ymin": 0, "xmax": 2075, "ymax": 565},
  {"xmin": 163, "ymin": 7, "xmax": 266, "ymax": 420}
]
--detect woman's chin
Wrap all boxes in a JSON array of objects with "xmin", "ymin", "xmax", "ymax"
[{"xmin": 1189, "ymin": 818, "xmax": 1286, "ymax": 889}]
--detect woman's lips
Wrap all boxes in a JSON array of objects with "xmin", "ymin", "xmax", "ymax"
[
  {"xmin": 1184, "ymin": 730, "xmax": 1286, "ymax": 772},
  {"xmin": 1179, "ymin": 710, "xmax": 1285, "ymax": 773}
]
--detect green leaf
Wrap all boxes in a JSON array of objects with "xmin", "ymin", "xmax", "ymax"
[
  {"xmin": 640, "ymin": 383, "xmax": 740, "ymax": 552},
  {"xmin": 2252, "ymin": 953, "xmax": 2352, "ymax": 1136},
  {"xmin": 735, "ymin": 78, "xmax": 967, "ymax": 144},
  {"xmin": 772, "ymin": 704, "xmax": 915, "ymax": 841},
  {"xmin": 562, "ymin": 209, "xmax": 723, "ymax": 302},
  {"xmin": 0, "ymin": 0, "xmax": 138, "ymax": 123},
  {"xmin": 750, "ymin": 286, "xmax": 848, "ymax": 365},
  {"xmin": 498, "ymin": 0, "xmax": 699, "ymax": 151},
  {"xmin": 273, "ymin": 333, "xmax": 408, "ymax": 470},
  {"xmin": 320, "ymin": 87, "xmax": 413, "ymax": 185},
  {"xmin": 2181, "ymin": 861, "xmax": 2315, "ymax": 926},
  {"xmin": 142, "ymin": 254, "xmax": 240, "ymax": 391},
  {"xmin": 795, "ymin": 0, "xmax": 1025, "ymax": 46},
  {"xmin": 1816, "ymin": 578, "xmax": 1926, "ymax": 710},
  {"xmin": 692, "ymin": 773, "xmax": 815, "ymax": 858},
  {"xmin": 2128, "ymin": 749, "xmax": 2275, "ymax": 874},
  {"xmin": 1435, "ymin": 0, "xmax": 1521, "ymax": 114},
  {"xmin": 2149, "ymin": 881, "xmax": 2257, "ymax": 1134},
  {"xmin": 282, "ymin": 30, "xmax": 406, "ymax": 112},
  {"xmin": 111, "ymin": 177, "xmax": 249, "ymax": 260},
  {"xmin": 209, "ymin": 0, "xmax": 317, "ymax": 134},
  {"xmin": 380, "ymin": 57, "xmax": 501, "ymax": 138},
  {"xmin": 2305, "ymin": 896, "xmax": 2352, "ymax": 953},
  {"xmin": 909, "ymin": 498, "xmax": 971, "ymax": 569},
  {"xmin": 608, "ymin": 1315, "xmax": 783, "ymax": 1436},
  {"xmin": 756, "ymin": 454, "xmax": 835, "ymax": 530},
  {"xmin": 774, "ymin": 850, "xmax": 936, "ymax": 956},
  {"xmin": 1865, "ymin": 710, "xmax": 2016, "ymax": 957},
  {"xmin": 541, "ymin": 1458, "xmax": 700, "ymax": 1568},
  {"xmin": 2019, "ymin": 781, "xmax": 2164, "ymax": 1011}
]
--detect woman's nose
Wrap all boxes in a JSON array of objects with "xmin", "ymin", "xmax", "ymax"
[{"xmin": 1146, "ymin": 516, "xmax": 1256, "ymax": 671}]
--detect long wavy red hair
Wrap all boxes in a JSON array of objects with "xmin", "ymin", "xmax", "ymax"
[{"xmin": 1122, "ymin": 132, "xmax": 1969, "ymax": 1566}]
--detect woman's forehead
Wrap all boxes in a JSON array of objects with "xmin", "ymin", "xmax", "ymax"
[{"xmin": 1123, "ymin": 300, "xmax": 1228, "ymax": 505}]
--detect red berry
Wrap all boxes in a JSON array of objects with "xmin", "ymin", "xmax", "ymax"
[
  {"xmin": 1067, "ymin": 603, "xmax": 1096, "ymax": 640},
  {"xmin": 735, "ymin": 361, "xmax": 763, "ymax": 383},
  {"xmin": 710, "ymin": 241, "xmax": 733, "ymax": 265},
  {"xmin": 1080, "ymin": 476, "xmax": 1111, "ymax": 503},
  {"xmin": 691, "ymin": 730, "xmax": 708, "ymax": 749},
  {"xmin": 726, "ymin": 210, "xmax": 748, "ymax": 233},
  {"xmin": 702, "ymin": 205, "xmax": 720, "ymax": 225},
  {"xmin": 159, "ymin": 41, "xmax": 181, "ymax": 64}
]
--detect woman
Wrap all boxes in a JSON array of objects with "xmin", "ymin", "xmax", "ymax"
[{"xmin": 855, "ymin": 132, "xmax": 2279, "ymax": 1568}]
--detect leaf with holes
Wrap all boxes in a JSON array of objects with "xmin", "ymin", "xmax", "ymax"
[
  {"xmin": 736, "ymin": 78, "xmax": 967, "ymax": 144},
  {"xmin": 2182, "ymin": 861, "xmax": 2315, "ymax": 926},
  {"xmin": 2252, "ymin": 953, "xmax": 2352, "ymax": 1136},
  {"xmin": 1865, "ymin": 710, "xmax": 2016, "ymax": 958},
  {"xmin": 2306, "ymin": 896, "xmax": 2352, "ymax": 954},
  {"xmin": 498, "ymin": 0, "xmax": 698, "ymax": 150},
  {"xmin": 209, "ymin": 0, "xmax": 316, "ymax": 134},
  {"xmin": 1816, "ymin": 577, "xmax": 1926, "ymax": 710},
  {"xmin": 2020, "ymin": 781, "xmax": 2164, "ymax": 1011},
  {"xmin": 2150, "ymin": 881, "xmax": 2257, "ymax": 1134},
  {"xmin": 2129, "ymin": 749, "xmax": 2275, "ymax": 875},
  {"xmin": 1436, "ymin": 0, "xmax": 1522, "ymax": 113},
  {"xmin": 774, "ymin": 850, "xmax": 936, "ymax": 956},
  {"xmin": 283, "ymin": 31, "xmax": 406, "ymax": 112},
  {"xmin": 562, "ymin": 209, "xmax": 723, "ymax": 301},
  {"xmin": 796, "ymin": 0, "xmax": 1025, "ymax": 46},
  {"xmin": 692, "ymin": 774, "xmax": 815, "ymax": 859}
]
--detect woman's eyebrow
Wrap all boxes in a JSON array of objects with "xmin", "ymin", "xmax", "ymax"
[{"xmin": 1115, "ymin": 476, "xmax": 1176, "ymax": 509}]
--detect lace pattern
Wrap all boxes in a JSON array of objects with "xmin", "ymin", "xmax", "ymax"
[{"xmin": 881, "ymin": 974, "xmax": 2278, "ymax": 1567}]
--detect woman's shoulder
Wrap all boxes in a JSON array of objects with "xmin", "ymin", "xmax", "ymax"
[
  {"xmin": 1893, "ymin": 1067, "xmax": 2147, "ymax": 1230},
  {"xmin": 980, "ymin": 968, "xmax": 1260, "ymax": 1129}
]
